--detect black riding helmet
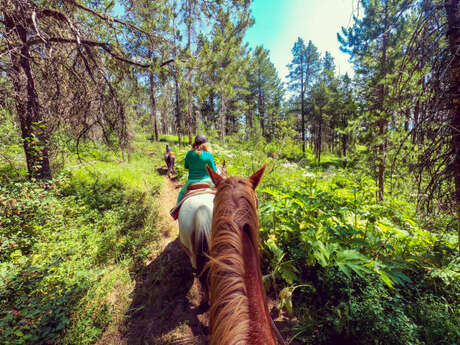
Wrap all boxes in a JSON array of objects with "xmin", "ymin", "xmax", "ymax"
[{"xmin": 193, "ymin": 134, "xmax": 208, "ymax": 147}]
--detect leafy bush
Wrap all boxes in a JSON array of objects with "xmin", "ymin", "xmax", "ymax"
[{"xmin": 0, "ymin": 147, "xmax": 163, "ymax": 345}]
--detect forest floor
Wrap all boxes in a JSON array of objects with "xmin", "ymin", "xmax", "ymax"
[{"xmin": 97, "ymin": 170, "xmax": 300, "ymax": 345}]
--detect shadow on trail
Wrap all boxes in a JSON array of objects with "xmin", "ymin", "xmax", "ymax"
[{"xmin": 124, "ymin": 238, "xmax": 208, "ymax": 345}]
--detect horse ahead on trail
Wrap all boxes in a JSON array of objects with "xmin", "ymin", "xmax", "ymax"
[
  {"xmin": 176, "ymin": 162, "xmax": 228, "ymax": 299},
  {"xmin": 164, "ymin": 146, "xmax": 176, "ymax": 178}
]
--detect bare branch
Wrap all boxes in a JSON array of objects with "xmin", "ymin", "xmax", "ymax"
[
  {"xmin": 62, "ymin": 0, "xmax": 169, "ymax": 43},
  {"xmin": 27, "ymin": 37, "xmax": 152, "ymax": 68}
]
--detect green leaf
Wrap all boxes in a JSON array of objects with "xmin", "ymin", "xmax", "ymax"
[
  {"xmin": 279, "ymin": 261, "xmax": 299, "ymax": 284},
  {"xmin": 335, "ymin": 249, "xmax": 371, "ymax": 278},
  {"xmin": 379, "ymin": 270, "xmax": 394, "ymax": 289},
  {"xmin": 279, "ymin": 286, "xmax": 294, "ymax": 315},
  {"xmin": 266, "ymin": 238, "xmax": 284, "ymax": 261}
]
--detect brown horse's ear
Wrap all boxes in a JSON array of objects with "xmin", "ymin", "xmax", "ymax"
[
  {"xmin": 206, "ymin": 164, "xmax": 223, "ymax": 186},
  {"xmin": 249, "ymin": 164, "xmax": 267, "ymax": 190}
]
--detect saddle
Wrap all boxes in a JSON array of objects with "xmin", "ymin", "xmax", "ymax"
[{"xmin": 170, "ymin": 182, "xmax": 215, "ymax": 220}]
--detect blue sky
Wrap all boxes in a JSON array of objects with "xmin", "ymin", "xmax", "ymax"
[{"xmin": 244, "ymin": 0, "xmax": 356, "ymax": 82}]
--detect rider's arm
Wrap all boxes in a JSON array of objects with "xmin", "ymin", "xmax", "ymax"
[{"xmin": 209, "ymin": 153, "xmax": 217, "ymax": 172}]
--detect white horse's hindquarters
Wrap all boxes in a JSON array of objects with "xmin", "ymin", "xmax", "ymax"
[{"xmin": 178, "ymin": 194, "xmax": 215, "ymax": 267}]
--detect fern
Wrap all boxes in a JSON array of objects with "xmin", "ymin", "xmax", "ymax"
[{"xmin": 335, "ymin": 249, "xmax": 372, "ymax": 279}]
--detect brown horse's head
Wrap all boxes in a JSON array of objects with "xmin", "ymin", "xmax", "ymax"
[
  {"xmin": 206, "ymin": 163, "xmax": 265, "ymax": 233},
  {"xmin": 205, "ymin": 164, "xmax": 276, "ymax": 345}
]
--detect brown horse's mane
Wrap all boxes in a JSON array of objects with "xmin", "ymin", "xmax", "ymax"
[{"xmin": 207, "ymin": 176, "xmax": 262, "ymax": 345}]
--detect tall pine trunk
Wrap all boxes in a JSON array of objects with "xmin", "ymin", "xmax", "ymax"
[
  {"xmin": 187, "ymin": 79, "xmax": 193, "ymax": 144},
  {"xmin": 445, "ymin": 0, "xmax": 460, "ymax": 248},
  {"xmin": 174, "ymin": 73, "xmax": 182, "ymax": 147},
  {"xmin": 219, "ymin": 94, "xmax": 227, "ymax": 142},
  {"xmin": 173, "ymin": 12, "xmax": 182, "ymax": 147},
  {"xmin": 377, "ymin": 0, "xmax": 389, "ymax": 201},
  {"xmin": 186, "ymin": 0, "xmax": 194, "ymax": 144},
  {"xmin": 316, "ymin": 110, "xmax": 323, "ymax": 163},
  {"xmin": 149, "ymin": 71, "xmax": 159, "ymax": 141},
  {"xmin": 5, "ymin": 10, "xmax": 51, "ymax": 180},
  {"xmin": 258, "ymin": 70, "xmax": 265, "ymax": 136},
  {"xmin": 300, "ymin": 54, "xmax": 306, "ymax": 154}
]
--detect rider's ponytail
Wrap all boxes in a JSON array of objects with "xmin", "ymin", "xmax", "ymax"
[{"xmin": 193, "ymin": 142, "xmax": 209, "ymax": 154}]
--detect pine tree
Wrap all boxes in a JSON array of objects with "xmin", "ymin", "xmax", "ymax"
[
  {"xmin": 251, "ymin": 46, "xmax": 284, "ymax": 140},
  {"xmin": 339, "ymin": 0, "xmax": 410, "ymax": 201},
  {"xmin": 197, "ymin": 7, "xmax": 252, "ymax": 142},
  {"xmin": 1, "ymin": 0, "xmax": 162, "ymax": 179},
  {"xmin": 121, "ymin": 0, "xmax": 172, "ymax": 142},
  {"xmin": 287, "ymin": 38, "xmax": 321, "ymax": 153},
  {"xmin": 444, "ymin": 0, "xmax": 460, "ymax": 247}
]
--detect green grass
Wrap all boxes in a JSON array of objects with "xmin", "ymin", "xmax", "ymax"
[{"xmin": 158, "ymin": 134, "xmax": 190, "ymax": 145}]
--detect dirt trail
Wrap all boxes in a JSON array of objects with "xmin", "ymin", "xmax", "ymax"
[
  {"xmin": 123, "ymin": 176, "xmax": 209, "ymax": 345},
  {"xmin": 98, "ymin": 175, "xmax": 208, "ymax": 345}
]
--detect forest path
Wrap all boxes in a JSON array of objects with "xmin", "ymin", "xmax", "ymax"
[
  {"xmin": 122, "ymin": 174, "xmax": 209, "ymax": 345},
  {"xmin": 98, "ymin": 173, "xmax": 209, "ymax": 345}
]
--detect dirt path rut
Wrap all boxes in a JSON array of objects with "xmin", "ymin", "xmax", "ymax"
[{"xmin": 123, "ymin": 176, "xmax": 209, "ymax": 345}]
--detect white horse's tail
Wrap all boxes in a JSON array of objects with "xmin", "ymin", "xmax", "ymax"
[
  {"xmin": 194, "ymin": 204, "xmax": 212, "ymax": 301},
  {"xmin": 193, "ymin": 205, "xmax": 212, "ymax": 258}
]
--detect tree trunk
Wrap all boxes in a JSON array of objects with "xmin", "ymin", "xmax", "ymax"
[
  {"xmin": 186, "ymin": 0, "xmax": 194, "ymax": 145},
  {"xmin": 173, "ymin": 12, "xmax": 182, "ymax": 147},
  {"xmin": 149, "ymin": 71, "xmax": 159, "ymax": 141},
  {"xmin": 377, "ymin": 119, "xmax": 387, "ymax": 201},
  {"xmin": 160, "ymin": 92, "xmax": 168, "ymax": 134},
  {"xmin": 219, "ymin": 94, "xmax": 227, "ymax": 142},
  {"xmin": 300, "ymin": 75, "xmax": 305, "ymax": 154},
  {"xmin": 445, "ymin": 0, "xmax": 460, "ymax": 248},
  {"xmin": 342, "ymin": 134, "xmax": 347, "ymax": 157},
  {"xmin": 317, "ymin": 110, "xmax": 322, "ymax": 163},
  {"xmin": 377, "ymin": 0, "xmax": 389, "ymax": 202},
  {"xmin": 247, "ymin": 106, "xmax": 253, "ymax": 129},
  {"xmin": 5, "ymin": 10, "xmax": 51, "ymax": 180},
  {"xmin": 174, "ymin": 73, "xmax": 182, "ymax": 147},
  {"xmin": 257, "ymin": 70, "xmax": 265, "ymax": 137},
  {"xmin": 186, "ymin": 78, "xmax": 193, "ymax": 144}
]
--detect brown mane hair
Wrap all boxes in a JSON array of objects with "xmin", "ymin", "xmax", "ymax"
[{"xmin": 206, "ymin": 165, "xmax": 276, "ymax": 345}]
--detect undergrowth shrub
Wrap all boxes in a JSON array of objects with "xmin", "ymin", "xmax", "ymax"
[
  {"xmin": 255, "ymin": 166, "xmax": 458, "ymax": 344},
  {"xmin": 0, "ymin": 149, "xmax": 162, "ymax": 345}
]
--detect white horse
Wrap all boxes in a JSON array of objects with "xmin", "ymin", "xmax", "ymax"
[{"xmin": 178, "ymin": 163, "xmax": 227, "ymax": 278}]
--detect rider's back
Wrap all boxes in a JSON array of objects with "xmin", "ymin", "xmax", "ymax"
[{"xmin": 185, "ymin": 150, "xmax": 216, "ymax": 180}]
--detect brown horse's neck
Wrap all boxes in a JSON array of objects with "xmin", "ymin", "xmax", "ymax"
[
  {"xmin": 208, "ymin": 224, "xmax": 276, "ymax": 345},
  {"xmin": 242, "ymin": 229, "xmax": 276, "ymax": 345},
  {"xmin": 209, "ymin": 176, "xmax": 276, "ymax": 345}
]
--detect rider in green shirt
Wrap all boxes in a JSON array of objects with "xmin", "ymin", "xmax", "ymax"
[{"xmin": 177, "ymin": 134, "xmax": 217, "ymax": 203}]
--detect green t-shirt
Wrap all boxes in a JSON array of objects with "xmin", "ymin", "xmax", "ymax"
[{"xmin": 185, "ymin": 150, "xmax": 217, "ymax": 181}]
